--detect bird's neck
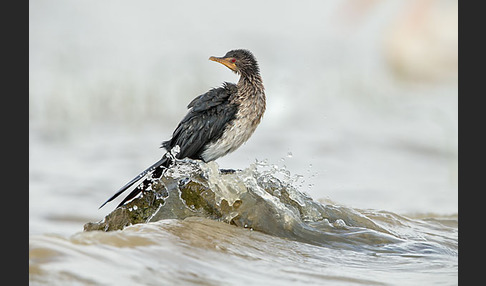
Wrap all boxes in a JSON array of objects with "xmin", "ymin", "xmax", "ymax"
[
  {"xmin": 235, "ymin": 73, "xmax": 266, "ymax": 127},
  {"xmin": 237, "ymin": 73, "xmax": 264, "ymax": 97}
]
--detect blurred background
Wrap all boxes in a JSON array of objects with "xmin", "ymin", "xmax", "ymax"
[{"xmin": 29, "ymin": 0, "xmax": 457, "ymax": 236}]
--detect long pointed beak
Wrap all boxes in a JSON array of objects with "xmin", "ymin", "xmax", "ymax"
[{"xmin": 209, "ymin": 56, "xmax": 238, "ymax": 72}]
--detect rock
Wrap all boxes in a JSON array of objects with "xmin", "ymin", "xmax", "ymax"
[
  {"xmin": 84, "ymin": 190, "xmax": 165, "ymax": 231},
  {"xmin": 84, "ymin": 160, "xmax": 400, "ymax": 248},
  {"xmin": 84, "ymin": 161, "xmax": 240, "ymax": 232}
]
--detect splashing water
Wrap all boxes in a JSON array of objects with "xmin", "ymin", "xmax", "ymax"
[
  {"xmin": 89, "ymin": 159, "xmax": 457, "ymax": 256},
  {"xmin": 30, "ymin": 158, "xmax": 457, "ymax": 285}
]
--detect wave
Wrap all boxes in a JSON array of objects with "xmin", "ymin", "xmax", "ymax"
[{"xmin": 86, "ymin": 159, "xmax": 457, "ymax": 256}]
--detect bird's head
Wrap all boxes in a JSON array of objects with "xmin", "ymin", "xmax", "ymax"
[{"xmin": 209, "ymin": 49, "xmax": 260, "ymax": 78}]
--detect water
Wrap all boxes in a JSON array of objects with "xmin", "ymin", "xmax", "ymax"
[
  {"xmin": 29, "ymin": 138, "xmax": 458, "ymax": 285},
  {"xmin": 30, "ymin": 218, "xmax": 457, "ymax": 286},
  {"xmin": 30, "ymin": 0, "xmax": 457, "ymax": 285},
  {"xmin": 30, "ymin": 159, "xmax": 457, "ymax": 286}
]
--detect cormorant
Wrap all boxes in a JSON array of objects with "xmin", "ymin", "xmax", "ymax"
[{"xmin": 100, "ymin": 49, "xmax": 265, "ymax": 209}]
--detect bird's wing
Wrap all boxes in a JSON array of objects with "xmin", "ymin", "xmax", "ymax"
[
  {"xmin": 101, "ymin": 84, "xmax": 238, "ymax": 209},
  {"xmin": 187, "ymin": 82, "xmax": 237, "ymax": 112},
  {"xmin": 162, "ymin": 83, "xmax": 238, "ymax": 160}
]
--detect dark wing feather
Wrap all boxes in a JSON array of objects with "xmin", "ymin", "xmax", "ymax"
[
  {"xmin": 162, "ymin": 83, "xmax": 238, "ymax": 160},
  {"xmin": 101, "ymin": 83, "xmax": 238, "ymax": 209},
  {"xmin": 187, "ymin": 82, "xmax": 237, "ymax": 112}
]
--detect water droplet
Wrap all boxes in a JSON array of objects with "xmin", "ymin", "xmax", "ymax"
[{"xmin": 333, "ymin": 219, "xmax": 346, "ymax": 228}]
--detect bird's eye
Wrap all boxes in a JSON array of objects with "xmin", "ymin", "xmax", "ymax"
[{"xmin": 231, "ymin": 58, "xmax": 236, "ymax": 63}]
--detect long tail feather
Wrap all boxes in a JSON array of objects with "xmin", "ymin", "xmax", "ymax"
[{"xmin": 99, "ymin": 157, "xmax": 170, "ymax": 209}]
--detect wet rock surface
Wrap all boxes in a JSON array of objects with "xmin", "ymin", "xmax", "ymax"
[
  {"xmin": 84, "ymin": 160, "xmax": 404, "ymax": 250},
  {"xmin": 85, "ymin": 161, "xmax": 245, "ymax": 232}
]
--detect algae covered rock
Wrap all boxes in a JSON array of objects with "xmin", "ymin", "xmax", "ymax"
[
  {"xmin": 83, "ymin": 190, "xmax": 165, "ymax": 232},
  {"xmin": 84, "ymin": 159, "xmax": 311, "ymax": 233},
  {"xmin": 84, "ymin": 160, "xmax": 242, "ymax": 232},
  {"xmin": 84, "ymin": 160, "xmax": 400, "ymax": 248},
  {"xmin": 84, "ymin": 159, "xmax": 328, "ymax": 234}
]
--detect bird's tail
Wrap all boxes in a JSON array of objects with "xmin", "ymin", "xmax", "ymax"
[{"xmin": 99, "ymin": 157, "xmax": 171, "ymax": 209}]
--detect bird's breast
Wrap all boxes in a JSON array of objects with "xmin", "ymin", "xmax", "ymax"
[{"xmin": 201, "ymin": 92, "xmax": 265, "ymax": 162}]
